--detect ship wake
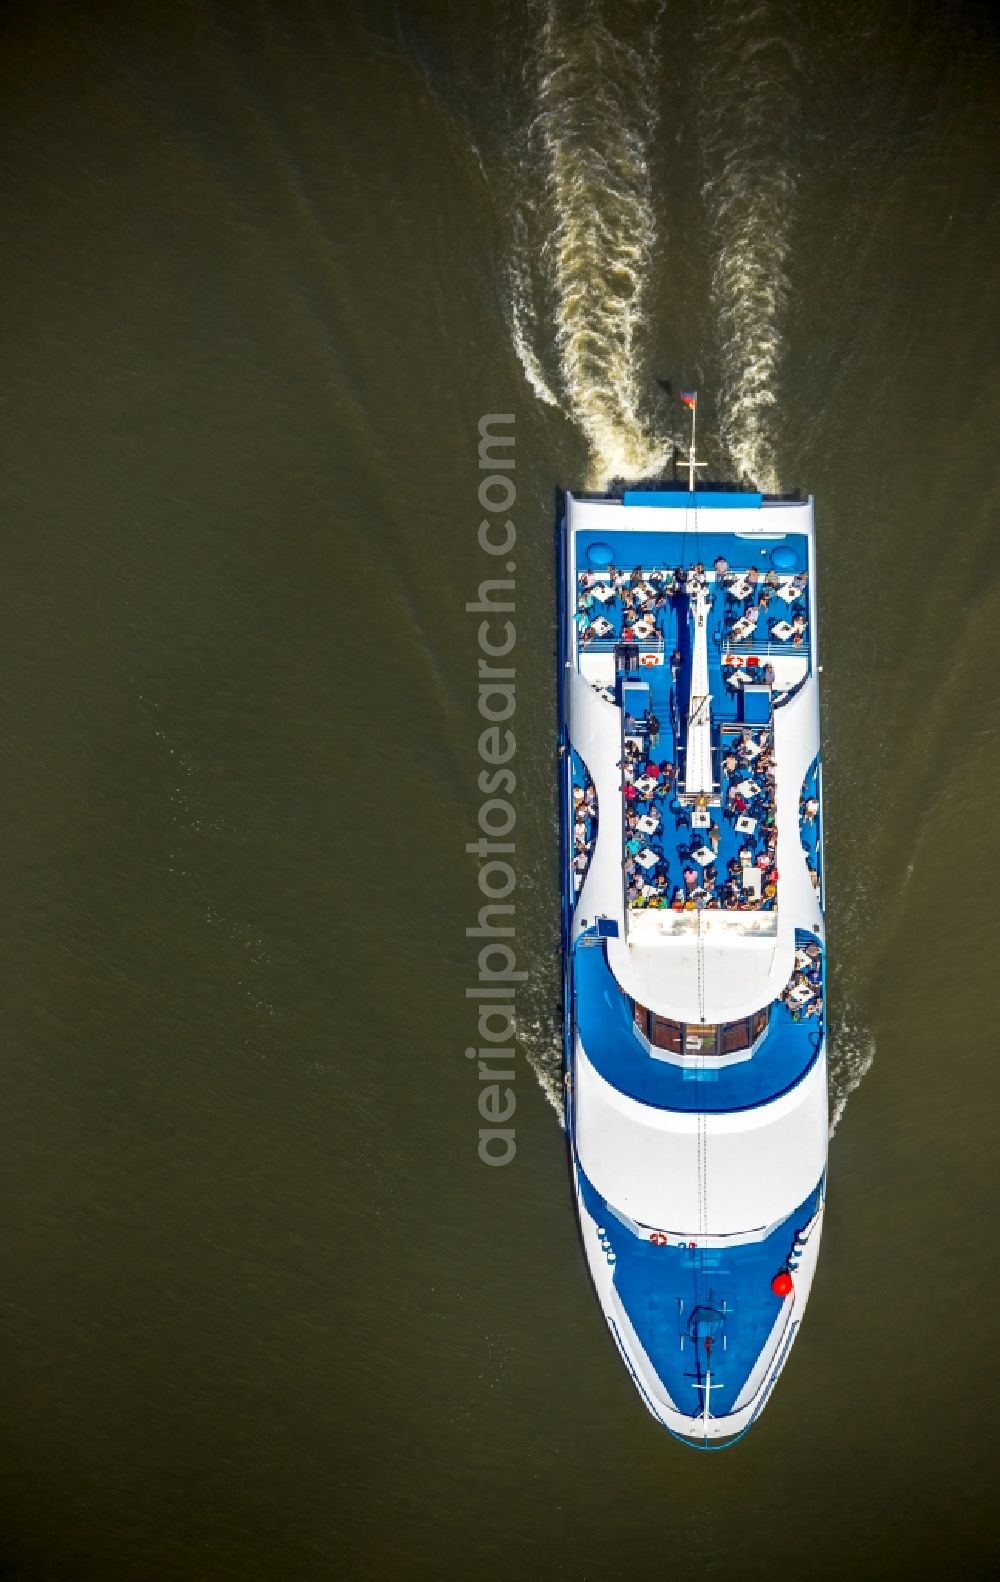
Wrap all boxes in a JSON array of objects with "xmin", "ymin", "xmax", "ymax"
[
  {"xmin": 697, "ymin": 0, "xmax": 801, "ymax": 490},
  {"xmin": 827, "ymin": 1005, "xmax": 876, "ymax": 1140},
  {"xmin": 507, "ymin": 0, "xmax": 672, "ymax": 487}
]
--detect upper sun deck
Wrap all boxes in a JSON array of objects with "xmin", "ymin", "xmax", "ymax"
[
  {"xmin": 567, "ymin": 491, "xmax": 817, "ymax": 922},
  {"xmin": 561, "ymin": 489, "xmax": 823, "ymax": 1024}
]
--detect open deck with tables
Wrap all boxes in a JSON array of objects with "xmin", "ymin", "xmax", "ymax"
[{"xmin": 569, "ymin": 536, "xmax": 813, "ymax": 927}]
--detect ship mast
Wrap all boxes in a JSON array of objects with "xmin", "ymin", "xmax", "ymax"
[{"xmin": 683, "ymin": 392, "xmax": 708, "ymax": 492}]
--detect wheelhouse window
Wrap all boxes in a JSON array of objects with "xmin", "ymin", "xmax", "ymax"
[{"xmin": 633, "ymin": 1002, "xmax": 768, "ymax": 1057}]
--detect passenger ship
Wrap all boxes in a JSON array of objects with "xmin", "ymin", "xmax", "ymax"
[{"xmin": 558, "ymin": 408, "xmax": 827, "ymax": 1447}]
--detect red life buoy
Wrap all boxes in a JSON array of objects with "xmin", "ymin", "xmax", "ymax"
[
  {"xmin": 640, "ymin": 653, "xmax": 658, "ymax": 669},
  {"xmin": 649, "ymin": 1231, "xmax": 668, "ymax": 1247}
]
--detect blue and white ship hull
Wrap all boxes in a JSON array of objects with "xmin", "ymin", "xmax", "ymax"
[{"xmin": 559, "ymin": 487, "xmax": 827, "ymax": 1447}]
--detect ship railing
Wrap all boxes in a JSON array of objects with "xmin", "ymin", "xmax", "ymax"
[
  {"xmin": 723, "ymin": 636, "xmax": 811, "ymax": 660},
  {"xmin": 581, "ymin": 638, "xmax": 665, "ymax": 655}
]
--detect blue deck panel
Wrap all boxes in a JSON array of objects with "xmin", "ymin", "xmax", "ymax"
[
  {"xmin": 577, "ymin": 1161, "xmax": 823, "ymax": 1421},
  {"xmin": 622, "ymin": 491, "xmax": 764, "ymax": 509},
  {"xmin": 574, "ymin": 941, "xmax": 823, "ymax": 1113},
  {"xmin": 575, "ymin": 529, "xmax": 809, "ymax": 579}
]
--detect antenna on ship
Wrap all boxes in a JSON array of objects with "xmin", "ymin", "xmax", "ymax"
[
  {"xmin": 692, "ymin": 1366, "xmax": 716, "ymax": 1438},
  {"xmin": 679, "ymin": 390, "xmax": 707, "ymax": 493}
]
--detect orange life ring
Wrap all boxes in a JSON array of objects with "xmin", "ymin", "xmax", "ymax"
[
  {"xmin": 639, "ymin": 653, "xmax": 659, "ymax": 668},
  {"xmin": 649, "ymin": 1231, "xmax": 668, "ymax": 1247}
]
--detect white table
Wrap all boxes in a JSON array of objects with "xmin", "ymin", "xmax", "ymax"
[
  {"xmin": 591, "ymin": 616, "xmax": 614, "ymax": 637},
  {"xmin": 634, "ymin": 776, "xmax": 656, "ymax": 796},
  {"xmin": 691, "ymin": 845, "xmax": 716, "ymax": 867},
  {"xmin": 735, "ymin": 814, "xmax": 758, "ymax": 835},
  {"xmin": 771, "ymin": 620, "xmax": 794, "ymax": 641},
  {"xmin": 591, "ymin": 582, "xmax": 615, "ymax": 604},
  {"xmin": 787, "ymin": 982, "xmax": 812, "ymax": 1006},
  {"xmin": 691, "ymin": 807, "xmax": 711, "ymax": 829},
  {"xmin": 636, "ymin": 814, "xmax": 659, "ymax": 834},
  {"xmin": 633, "ymin": 619, "xmax": 656, "ymax": 639},
  {"xmin": 794, "ymin": 948, "xmax": 812, "ymax": 970},
  {"xmin": 775, "ymin": 577, "xmax": 799, "ymax": 603},
  {"xmin": 636, "ymin": 847, "xmax": 659, "ymax": 871},
  {"xmin": 735, "ymin": 779, "xmax": 760, "ymax": 798},
  {"xmin": 744, "ymin": 739, "xmax": 764, "ymax": 759},
  {"xmin": 730, "ymin": 577, "xmax": 752, "ymax": 599}
]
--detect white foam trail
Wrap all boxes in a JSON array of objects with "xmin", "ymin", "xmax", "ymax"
[
  {"xmin": 698, "ymin": 5, "xmax": 801, "ymax": 490},
  {"xmin": 827, "ymin": 1007, "xmax": 876, "ymax": 1140},
  {"xmin": 507, "ymin": 250, "xmax": 564, "ymax": 409},
  {"xmin": 510, "ymin": 0, "xmax": 672, "ymax": 487},
  {"xmin": 521, "ymin": 1016, "xmax": 567, "ymax": 1127}
]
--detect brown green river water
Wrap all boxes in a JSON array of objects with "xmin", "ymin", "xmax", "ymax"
[{"xmin": 1, "ymin": 1, "xmax": 998, "ymax": 1577}]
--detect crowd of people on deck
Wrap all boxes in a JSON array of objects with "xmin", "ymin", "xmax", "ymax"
[
  {"xmin": 780, "ymin": 940, "xmax": 824, "ymax": 1021},
  {"xmin": 715, "ymin": 726, "xmax": 780, "ymax": 909},
  {"xmin": 721, "ymin": 562, "xmax": 810, "ymax": 648},
  {"xmin": 571, "ymin": 778, "xmax": 598, "ymax": 893},
  {"xmin": 576, "ymin": 559, "xmax": 810, "ymax": 653},
  {"xmin": 799, "ymin": 782, "xmax": 821, "ymax": 893},
  {"xmin": 576, "ymin": 564, "xmax": 681, "ymax": 647},
  {"xmin": 619, "ymin": 737, "xmax": 677, "ymax": 907},
  {"xmin": 620, "ymin": 726, "xmax": 782, "ymax": 912}
]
